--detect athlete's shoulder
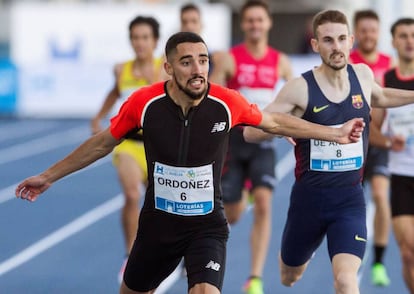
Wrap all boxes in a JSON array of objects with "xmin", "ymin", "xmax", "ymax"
[
  {"xmin": 350, "ymin": 62, "xmax": 372, "ymax": 76},
  {"xmin": 267, "ymin": 45, "xmax": 281, "ymax": 55},
  {"xmin": 378, "ymin": 52, "xmax": 392, "ymax": 61},
  {"xmin": 278, "ymin": 76, "xmax": 308, "ymax": 99},
  {"xmin": 349, "ymin": 63, "xmax": 375, "ymax": 88},
  {"xmin": 286, "ymin": 75, "xmax": 307, "ymax": 87}
]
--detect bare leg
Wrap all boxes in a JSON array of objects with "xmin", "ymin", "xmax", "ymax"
[
  {"xmin": 393, "ymin": 216, "xmax": 414, "ymax": 293},
  {"xmin": 116, "ymin": 153, "xmax": 145, "ymax": 253},
  {"xmin": 189, "ymin": 283, "xmax": 221, "ymax": 294},
  {"xmin": 223, "ymin": 190, "xmax": 248, "ymax": 224},
  {"xmin": 279, "ymin": 253, "xmax": 309, "ymax": 287},
  {"xmin": 250, "ymin": 187, "xmax": 272, "ymax": 278},
  {"xmin": 332, "ymin": 253, "xmax": 361, "ymax": 294},
  {"xmin": 370, "ymin": 175, "xmax": 391, "ymax": 248}
]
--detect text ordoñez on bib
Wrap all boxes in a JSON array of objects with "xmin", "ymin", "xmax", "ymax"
[{"xmin": 154, "ymin": 162, "xmax": 214, "ymax": 216}]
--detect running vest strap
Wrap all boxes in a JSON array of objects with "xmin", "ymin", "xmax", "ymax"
[
  {"xmin": 385, "ymin": 68, "xmax": 414, "ymax": 177},
  {"xmin": 294, "ymin": 65, "xmax": 370, "ymax": 187}
]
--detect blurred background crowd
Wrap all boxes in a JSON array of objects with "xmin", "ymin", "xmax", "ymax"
[{"xmin": 0, "ymin": 0, "xmax": 412, "ymax": 117}]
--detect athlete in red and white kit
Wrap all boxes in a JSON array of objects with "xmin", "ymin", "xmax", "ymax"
[{"xmin": 210, "ymin": 1, "xmax": 292, "ymax": 291}]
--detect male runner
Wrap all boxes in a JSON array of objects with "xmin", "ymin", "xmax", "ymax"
[
  {"xmin": 210, "ymin": 1, "xmax": 292, "ymax": 292},
  {"xmin": 244, "ymin": 10, "xmax": 414, "ymax": 294}
]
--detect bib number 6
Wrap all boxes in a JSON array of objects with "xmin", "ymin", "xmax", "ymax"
[{"xmin": 180, "ymin": 192, "xmax": 187, "ymax": 201}]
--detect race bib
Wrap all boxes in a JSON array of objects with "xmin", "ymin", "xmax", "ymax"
[
  {"xmin": 154, "ymin": 162, "xmax": 214, "ymax": 216},
  {"xmin": 310, "ymin": 125, "xmax": 364, "ymax": 172}
]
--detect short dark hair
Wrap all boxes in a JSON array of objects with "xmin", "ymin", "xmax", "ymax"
[
  {"xmin": 165, "ymin": 31, "xmax": 206, "ymax": 59},
  {"xmin": 180, "ymin": 3, "xmax": 200, "ymax": 16},
  {"xmin": 129, "ymin": 16, "xmax": 160, "ymax": 40},
  {"xmin": 353, "ymin": 9, "xmax": 379, "ymax": 27},
  {"xmin": 391, "ymin": 17, "xmax": 414, "ymax": 36},
  {"xmin": 312, "ymin": 10, "xmax": 349, "ymax": 38},
  {"xmin": 240, "ymin": 0, "xmax": 271, "ymax": 19}
]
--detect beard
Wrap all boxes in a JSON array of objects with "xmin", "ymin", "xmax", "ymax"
[
  {"xmin": 321, "ymin": 51, "xmax": 347, "ymax": 71},
  {"xmin": 358, "ymin": 38, "xmax": 377, "ymax": 55},
  {"xmin": 174, "ymin": 75, "xmax": 207, "ymax": 101}
]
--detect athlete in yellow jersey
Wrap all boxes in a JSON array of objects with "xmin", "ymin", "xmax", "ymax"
[{"xmin": 90, "ymin": 15, "xmax": 165, "ymax": 283}]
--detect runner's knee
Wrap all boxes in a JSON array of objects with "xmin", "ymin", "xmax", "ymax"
[
  {"xmin": 333, "ymin": 270, "xmax": 357, "ymax": 293},
  {"xmin": 400, "ymin": 242, "xmax": 414, "ymax": 266},
  {"xmin": 280, "ymin": 269, "xmax": 303, "ymax": 287}
]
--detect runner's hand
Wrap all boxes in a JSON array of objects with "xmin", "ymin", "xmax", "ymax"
[
  {"xmin": 338, "ymin": 118, "xmax": 365, "ymax": 144},
  {"xmin": 15, "ymin": 175, "xmax": 51, "ymax": 202}
]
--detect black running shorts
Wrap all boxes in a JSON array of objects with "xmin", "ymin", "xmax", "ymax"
[
  {"xmin": 221, "ymin": 128, "xmax": 276, "ymax": 203},
  {"xmin": 391, "ymin": 174, "xmax": 414, "ymax": 217},
  {"xmin": 123, "ymin": 209, "xmax": 229, "ymax": 292}
]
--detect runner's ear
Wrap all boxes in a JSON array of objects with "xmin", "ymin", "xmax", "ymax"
[{"xmin": 164, "ymin": 62, "xmax": 173, "ymax": 76}]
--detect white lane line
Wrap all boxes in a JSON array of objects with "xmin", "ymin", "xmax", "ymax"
[
  {"xmin": 0, "ymin": 156, "xmax": 111, "ymax": 205},
  {"xmin": 0, "ymin": 126, "xmax": 87, "ymax": 165},
  {"xmin": 0, "ymin": 121, "xmax": 60, "ymax": 142},
  {"xmin": 0, "ymin": 194, "xmax": 124, "ymax": 277},
  {"xmin": 0, "ymin": 185, "xmax": 15, "ymax": 205}
]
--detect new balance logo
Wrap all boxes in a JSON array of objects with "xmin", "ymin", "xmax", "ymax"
[
  {"xmin": 205, "ymin": 260, "xmax": 221, "ymax": 271},
  {"xmin": 211, "ymin": 122, "xmax": 226, "ymax": 133}
]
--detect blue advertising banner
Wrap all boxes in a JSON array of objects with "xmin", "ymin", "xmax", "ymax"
[{"xmin": 0, "ymin": 58, "xmax": 17, "ymax": 115}]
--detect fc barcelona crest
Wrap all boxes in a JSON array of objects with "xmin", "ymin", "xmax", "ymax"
[{"xmin": 352, "ymin": 94, "xmax": 363, "ymax": 109}]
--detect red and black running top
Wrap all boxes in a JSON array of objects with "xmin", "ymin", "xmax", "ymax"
[{"xmin": 110, "ymin": 81, "xmax": 262, "ymax": 213}]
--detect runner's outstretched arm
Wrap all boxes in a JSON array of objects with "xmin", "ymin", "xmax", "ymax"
[
  {"xmin": 247, "ymin": 111, "xmax": 365, "ymax": 144},
  {"xmin": 15, "ymin": 129, "xmax": 120, "ymax": 202}
]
